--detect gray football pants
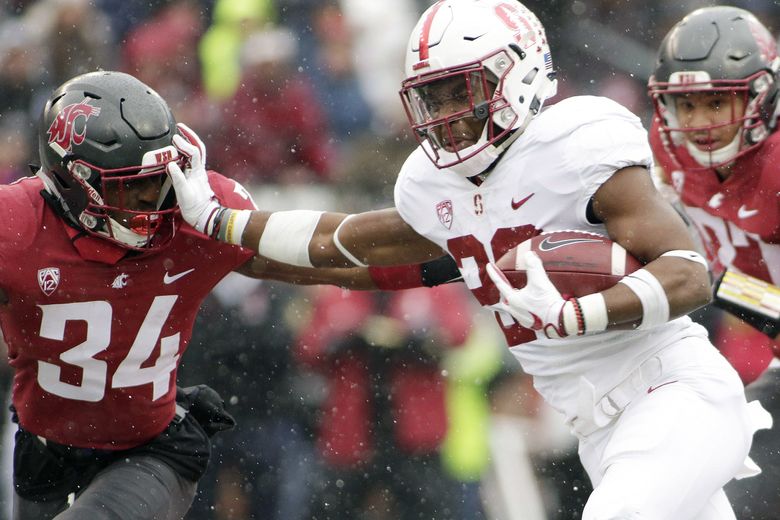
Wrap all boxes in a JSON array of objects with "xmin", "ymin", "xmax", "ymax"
[{"xmin": 13, "ymin": 454, "xmax": 197, "ymax": 520}]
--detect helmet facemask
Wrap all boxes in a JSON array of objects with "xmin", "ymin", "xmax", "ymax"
[
  {"xmin": 68, "ymin": 150, "xmax": 182, "ymax": 250},
  {"xmin": 650, "ymin": 70, "xmax": 776, "ymax": 169},
  {"xmin": 401, "ymin": 54, "xmax": 513, "ymax": 172}
]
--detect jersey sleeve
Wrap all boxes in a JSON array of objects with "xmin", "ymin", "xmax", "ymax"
[
  {"xmin": 208, "ymin": 171, "xmax": 258, "ymax": 211},
  {"xmin": 564, "ymin": 106, "xmax": 654, "ymax": 221}
]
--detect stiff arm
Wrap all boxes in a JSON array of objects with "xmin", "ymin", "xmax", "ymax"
[{"xmin": 241, "ymin": 207, "xmax": 446, "ymax": 268}]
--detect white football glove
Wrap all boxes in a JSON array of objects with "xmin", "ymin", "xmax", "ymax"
[
  {"xmin": 166, "ymin": 123, "xmax": 221, "ymax": 235},
  {"xmin": 486, "ymin": 251, "xmax": 573, "ymax": 339}
]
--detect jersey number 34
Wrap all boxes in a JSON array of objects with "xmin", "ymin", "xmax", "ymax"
[{"xmin": 36, "ymin": 296, "xmax": 179, "ymax": 402}]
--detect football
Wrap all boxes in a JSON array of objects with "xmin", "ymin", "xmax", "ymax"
[{"xmin": 495, "ymin": 230, "xmax": 642, "ymax": 297}]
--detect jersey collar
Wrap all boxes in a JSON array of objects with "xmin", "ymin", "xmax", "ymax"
[{"xmin": 61, "ymin": 219, "xmax": 128, "ymax": 265}]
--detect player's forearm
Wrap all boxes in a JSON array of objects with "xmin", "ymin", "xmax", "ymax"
[{"xmin": 600, "ymin": 256, "xmax": 712, "ymax": 328}]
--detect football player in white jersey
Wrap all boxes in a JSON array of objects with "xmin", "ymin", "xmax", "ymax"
[{"xmin": 169, "ymin": 1, "xmax": 769, "ymax": 517}]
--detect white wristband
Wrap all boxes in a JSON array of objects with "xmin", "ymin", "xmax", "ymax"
[
  {"xmin": 579, "ymin": 293, "xmax": 608, "ymax": 333},
  {"xmin": 257, "ymin": 210, "xmax": 324, "ymax": 267},
  {"xmin": 619, "ymin": 268, "xmax": 670, "ymax": 330},
  {"xmin": 333, "ymin": 215, "xmax": 367, "ymax": 267},
  {"xmin": 560, "ymin": 293, "xmax": 608, "ymax": 336}
]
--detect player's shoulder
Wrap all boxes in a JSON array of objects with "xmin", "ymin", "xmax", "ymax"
[
  {"xmin": 530, "ymin": 95, "xmax": 644, "ymax": 142},
  {"xmin": 0, "ymin": 176, "xmax": 47, "ymax": 243},
  {"xmin": 0, "ymin": 175, "xmax": 45, "ymax": 208},
  {"xmin": 396, "ymin": 146, "xmax": 442, "ymax": 190},
  {"xmin": 207, "ymin": 170, "xmax": 257, "ymax": 211}
]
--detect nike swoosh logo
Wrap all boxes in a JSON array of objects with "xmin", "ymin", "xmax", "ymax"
[
  {"xmin": 511, "ymin": 193, "xmax": 534, "ymax": 210},
  {"xmin": 647, "ymin": 380, "xmax": 678, "ymax": 394},
  {"xmin": 463, "ymin": 32, "xmax": 488, "ymax": 41},
  {"xmin": 737, "ymin": 205, "xmax": 759, "ymax": 219},
  {"xmin": 163, "ymin": 268, "xmax": 195, "ymax": 284},
  {"xmin": 538, "ymin": 237, "xmax": 601, "ymax": 252}
]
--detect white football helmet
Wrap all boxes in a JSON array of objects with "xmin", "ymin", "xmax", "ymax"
[{"xmin": 400, "ymin": 0, "xmax": 558, "ymax": 178}]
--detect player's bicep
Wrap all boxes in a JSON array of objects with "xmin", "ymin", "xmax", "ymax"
[{"xmin": 593, "ymin": 166, "xmax": 696, "ymax": 262}]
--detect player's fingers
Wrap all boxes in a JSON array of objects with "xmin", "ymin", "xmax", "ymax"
[
  {"xmin": 524, "ymin": 251, "xmax": 557, "ymax": 291},
  {"xmin": 166, "ymin": 161, "xmax": 186, "ymax": 188},
  {"xmin": 176, "ymin": 123, "xmax": 206, "ymax": 160},
  {"xmin": 172, "ymin": 134, "xmax": 200, "ymax": 165},
  {"xmin": 486, "ymin": 263, "xmax": 513, "ymax": 298}
]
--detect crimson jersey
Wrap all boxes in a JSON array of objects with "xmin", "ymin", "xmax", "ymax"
[
  {"xmin": 650, "ymin": 120, "xmax": 780, "ymax": 284},
  {"xmin": 0, "ymin": 172, "xmax": 255, "ymax": 449}
]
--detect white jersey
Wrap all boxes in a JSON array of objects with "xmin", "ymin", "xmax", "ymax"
[{"xmin": 394, "ymin": 96, "xmax": 710, "ymax": 420}]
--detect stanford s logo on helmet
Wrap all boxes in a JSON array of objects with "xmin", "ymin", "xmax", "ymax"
[
  {"xmin": 46, "ymin": 100, "xmax": 101, "ymax": 154},
  {"xmin": 38, "ymin": 71, "xmax": 182, "ymax": 252},
  {"xmin": 400, "ymin": 0, "xmax": 557, "ymax": 178}
]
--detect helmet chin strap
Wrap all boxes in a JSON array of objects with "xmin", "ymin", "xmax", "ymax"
[{"xmin": 685, "ymin": 130, "xmax": 742, "ymax": 168}]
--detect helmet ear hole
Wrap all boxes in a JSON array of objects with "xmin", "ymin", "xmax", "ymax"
[{"xmin": 522, "ymin": 68, "xmax": 539, "ymax": 85}]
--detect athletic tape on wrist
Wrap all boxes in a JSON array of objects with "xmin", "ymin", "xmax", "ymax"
[
  {"xmin": 224, "ymin": 209, "xmax": 252, "ymax": 245},
  {"xmin": 660, "ymin": 250, "xmax": 708, "ymax": 268},
  {"xmin": 257, "ymin": 210, "xmax": 324, "ymax": 267},
  {"xmin": 333, "ymin": 214, "xmax": 367, "ymax": 267},
  {"xmin": 619, "ymin": 268, "xmax": 670, "ymax": 330},
  {"xmin": 578, "ymin": 293, "xmax": 608, "ymax": 333}
]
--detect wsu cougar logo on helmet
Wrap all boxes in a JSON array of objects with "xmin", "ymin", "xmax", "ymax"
[{"xmin": 47, "ymin": 99, "xmax": 101, "ymax": 153}]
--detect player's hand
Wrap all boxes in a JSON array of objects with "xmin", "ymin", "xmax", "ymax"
[
  {"xmin": 486, "ymin": 252, "xmax": 570, "ymax": 339},
  {"xmin": 166, "ymin": 123, "xmax": 221, "ymax": 235}
]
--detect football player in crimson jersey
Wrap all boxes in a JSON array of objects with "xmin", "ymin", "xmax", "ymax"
[
  {"xmin": 6, "ymin": 70, "xmax": 442, "ymax": 520},
  {"xmin": 169, "ymin": 1, "xmax": 769, "ymax": 517},
  {"xmin": 648, "ymin": 6, "xmax": 780, "ymax": 517}
]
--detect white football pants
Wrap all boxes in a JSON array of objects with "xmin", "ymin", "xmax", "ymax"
[{"xmin": 578, "ymin": 336, "xmax": 769, "ymax": 519}]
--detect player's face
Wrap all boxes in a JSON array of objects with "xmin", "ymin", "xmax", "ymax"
[
  {"xmin": 673, "ymin": 91, "xmax": 746, "ymax": 152},
  {"xmin": 421, "ymin": 74, "xmax": 491, "ymax": 152},
  {"xmin": 104, "ymin": 172, "xmax": 165, "ymax": 235}
]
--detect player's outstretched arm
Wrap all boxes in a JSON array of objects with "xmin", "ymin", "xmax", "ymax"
[{"xmin": 167, "ymin": 125, "xmax": 444, "ymax": 270}]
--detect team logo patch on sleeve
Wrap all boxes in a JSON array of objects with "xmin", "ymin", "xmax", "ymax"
[{"xmin": 37, "ymin": 267, "xmax": 61, "ymax": 296}]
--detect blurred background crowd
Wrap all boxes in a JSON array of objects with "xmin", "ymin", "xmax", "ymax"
[{"xmin": 0, "ymin": 0, "xmax": 777, "ymax": 519}]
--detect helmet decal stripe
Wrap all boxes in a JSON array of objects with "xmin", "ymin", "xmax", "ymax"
[{"xmin": 418, "ymin": 0, "xmax": 446, "ymax": 61}]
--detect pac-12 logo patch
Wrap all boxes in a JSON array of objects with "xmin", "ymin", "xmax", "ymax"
[
  {"xmin": 436, "ymin": 200, "xmax": 453, "ymax": 229},
  {"xmin": 47, "ymin": 98, "xmax": 101, "ymax": 153},
  {"xmin": 37, "ymin": 267, "xmax": 61, "ymax": 296}
]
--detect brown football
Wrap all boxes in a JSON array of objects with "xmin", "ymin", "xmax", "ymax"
[{"xmin": 495, "ymin": 230, "xmax": 642, "ymax": 297}]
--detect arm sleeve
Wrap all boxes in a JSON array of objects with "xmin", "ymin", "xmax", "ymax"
[{"xmin": 368, "ymin": 255, "xmax": 462, "ymax": 290}]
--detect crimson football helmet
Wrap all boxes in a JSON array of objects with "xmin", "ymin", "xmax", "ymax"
[
  {"xmin": 400, "ymin": 0, "xmax": 557, "ymax": 178},
  {"xmin": 648, "ymin": 6, "xmax": 780, "ymax": 169},
  {"xmin": 38, "ymin": 71, "xmax": 182, "ymax": 251}
]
